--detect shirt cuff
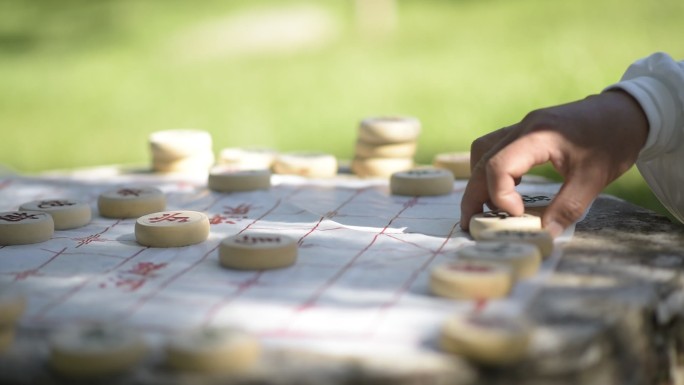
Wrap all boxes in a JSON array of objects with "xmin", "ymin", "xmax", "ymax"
[{"xmin": 605, "ymin": 76, "xmax": 680, "ymax": 161}]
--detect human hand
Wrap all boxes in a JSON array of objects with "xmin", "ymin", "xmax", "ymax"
[{"xmin": 460, "ymin": 90, "xmax": 649, "ymax": 237}]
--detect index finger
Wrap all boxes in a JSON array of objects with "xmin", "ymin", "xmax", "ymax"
[
  {"xmin": 485, "ymin": 131, "xmax": 556, "ymax": 216},
  {"xmin": 469, "ymin": 125, "xmax": 518, "ymax": 171},
  {"xmin": 460, "ymin": 126, "xmax": 521, "ymax": 230},
  {"xmin": 460, "ymin": 161, "xmax": 489, "ymax": 230}
]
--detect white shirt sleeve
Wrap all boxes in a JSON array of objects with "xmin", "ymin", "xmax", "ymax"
[{"xmin": 604, "ymin": 52, "xmax": 684, "ymax": 223}]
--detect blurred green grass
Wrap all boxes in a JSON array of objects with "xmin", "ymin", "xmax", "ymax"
[{"xmin": 1, "ymin": 0, "xmax": 682, "ymax": 218}]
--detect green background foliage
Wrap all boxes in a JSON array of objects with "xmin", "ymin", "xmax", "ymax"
[{"xmin": 1, "ymin": 0, "xmax": 682, "ymax": 217}]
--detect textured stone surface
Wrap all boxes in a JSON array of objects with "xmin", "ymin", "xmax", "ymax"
[{"xmin": 520, "ymin": 196, "xmax": 684, "ymax": 385}]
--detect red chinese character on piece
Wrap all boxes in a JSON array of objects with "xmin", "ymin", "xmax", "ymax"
[
  {"xmin": 0, "ymin": 212, "xmax": 40, "ymax": 222},
  {"xmin": 148, "ymin": 212, "xmax": 189, "ymax": 223},
  {"xmin": 208, "ymin": 214, "xmax": 236, "ymax": 225},
  {"xmin": 37, "ymin": 200, "xmax": 74, "ymax": 209},
  {"xmin": 223, "ymin": 203, "xmax": 254, "ymax": 219},
  {"xmin": 127, "ymin": 262, "xmax": 167, "ymax": 277},
  {"xmin": 117, "ymin": 188, "xmax": 143, "ymax": 197}
]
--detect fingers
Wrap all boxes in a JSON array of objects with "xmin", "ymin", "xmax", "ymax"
[
  {"xmin": 461, "ymin": 125, "xmax": 521, "ymax": 230},
  {"xmin": 461, "ymin": 129, "xmax": 557, "ymax": 231},
  {"xmin": 542, "ymin": 169, "xmax": 604, "ymax": 237},
  {"xmin": 469, "ymin": 125, "xmax": 518, "ymax": 172},
  {"xmin": 460, "ymin": 168, "xmax": 489, "ymax": 230},
  {"xmin": 485, "ymin": 132, "xmax": 554, "ymax": 215},
  {"xmin": 461, "ymin": 93, "xmax": 639, "ymax": 238},
  {"xmin": 465, "ymin": 129, "xmax": 604, "ymax": 238}
]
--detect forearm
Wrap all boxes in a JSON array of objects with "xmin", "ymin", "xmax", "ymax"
[
  {"xmin": 604, "ymin": 52, "xmax": 684, "ymax": 160},
  {"xmin": 604, "ymin": 52, "xmax": 684, "ymax": 223}
]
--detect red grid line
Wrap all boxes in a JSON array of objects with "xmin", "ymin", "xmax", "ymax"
[
  {"xmin": 279, "ymin": 185, "xmax": 308, "ymax": 200},
  {"xmin": 199, "ymin": 191, "xmax": 371, "ymax": 329},
  {"xmin": 237, "ymin": 199, "xmax": 283, "ymax": 235},
  {"xmin": 200, "ymin": 271, "xmax": 264, "ymax": 327},
  {"xmin": 5, "ymin": 177, "xmax": 481, "ymax": 346},
  {"xmin": 297, "ymin": 189, "xmax": 367, "ymax": 246},
  {"xmin": 298, "ymin": 216, "xmax": 327, "ymax": 246},
  {"xmin": 31, "ymin": 246, "xmax": 149, "ymax": 322},
  {"xmin": 8, "ymin": 247, "xmax": 67, "ymax": 281},
  {"xmin": 74, "ymin": 219, "xmax": 121, "ymax": 247},
  {"xmin": 122, "ymin": 198, "xmax": 285, "ymax": 322},
  {"xmin": 316, "ymin": 227, "xmax": 346, "ymax": 232},
  {"xmin": 117, "ymin": 245, "xmax": 221, "ymax": 322},
  {"xmin": 283, "ymin": 197, "xmax": 421, "ymax": 324},
  {"xmin": 62, "ymin": 250, "xmax": 137, "ymax": 261},
  {"xmin": 200, "ymin": 193, "xmax": 228, "ymax": 212},
  {"xmin": 367, "ymin": 222, "xmax": 461, "ymax": 336},
  {"xmin": 384, "ymin": 234, "xmax": 440, "ymax": 253}
]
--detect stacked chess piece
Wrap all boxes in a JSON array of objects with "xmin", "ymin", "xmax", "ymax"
[
  {"xmin": 0, "ymin": 291, "xmax": 26, "ymax": 354},
  {"xmin": 432, "ymin": 152, "xmax": 471, "ymax": 180},
  {"xmin": 149, "ymin": 129, "xmax": 214, "ymax": 173},
  {"xmin": 217, "ymin": 147, "xmax": 277, "ymax": 171},
  {"xmin": 351, "ymin": 116, "xmax": 420, "ymax": 178}
]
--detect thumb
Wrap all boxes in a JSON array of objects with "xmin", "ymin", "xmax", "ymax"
[{"xmin": 543, "ymin": 171, "xmax": 603, "ymax": 237}]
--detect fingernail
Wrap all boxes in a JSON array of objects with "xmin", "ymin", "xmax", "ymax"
[{"xmin": 545, "ymin": 221, "xmax": 564, "ymax": 238}]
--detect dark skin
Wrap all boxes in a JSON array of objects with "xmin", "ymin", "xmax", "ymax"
[{"xmin": 460, "ymin": 90, "xmax": 650, "ymax": 237}]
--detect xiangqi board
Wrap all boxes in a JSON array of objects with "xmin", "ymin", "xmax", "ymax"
[{"xmin": 0, "ymin": 168, "xmax": 567, "ymax": 357}]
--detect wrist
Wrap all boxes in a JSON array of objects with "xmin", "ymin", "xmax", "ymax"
[{"xmin": 599, "ymin": 89, "xmax": 650, "ymax": 149}]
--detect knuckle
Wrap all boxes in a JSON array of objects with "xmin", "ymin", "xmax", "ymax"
[
  {"xmin": 555, "ymin": 199, "xmax": 586, "ymax": 224},
  {"xmin": 471, "ymin": 126, "xmax": 512, "ymax": 155},
  {"xmin": 470, "ymin": 136, "xmax": 490, "ymax": 155},
  {"xmin": 521, "ymin": 108, "xmax": 557, "ymax": 132},
  {"xmin": 485, "ymin": 153, "xmax": 507, "ymax": 174}
]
